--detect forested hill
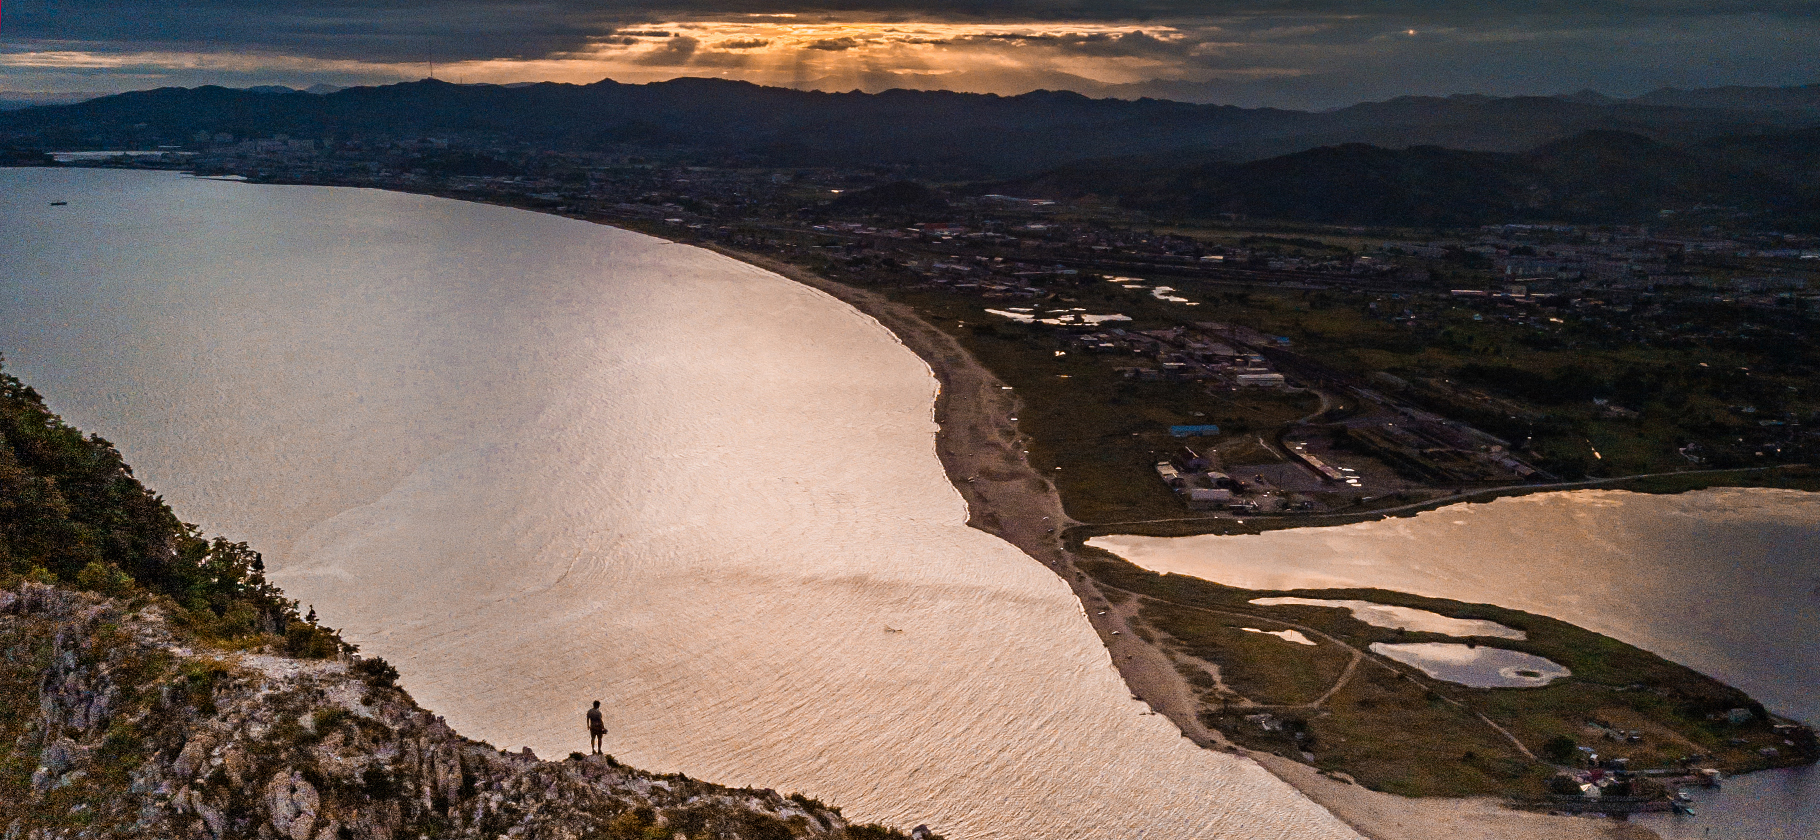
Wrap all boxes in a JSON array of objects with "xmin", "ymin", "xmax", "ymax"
[
  {"xmin": 997, "ymin": 127, "xmax": 1820, "ymax": 230},
  {"xmin": 3, "ymin": 77, "xmax": 1818, "ymax": 177}
]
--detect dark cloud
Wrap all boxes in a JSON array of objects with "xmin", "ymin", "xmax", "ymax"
[
  {"xmin": 2, "ymin": 0, "xmax": 1816, "ymax": 104},
  {"xmin": 633, "ymin": 34, "xmax": 699, "ymax": 65},
  {"xmin": 7, "ymin": 0, "xmax": 1819, "ymax": 66},
  {"xmin": 1053, "ymin": 30, "xmax": 1179, "ymax": 56},
  {"xmin": 805, "ymin": 37, "xmax": 863, "ymax": 51}
]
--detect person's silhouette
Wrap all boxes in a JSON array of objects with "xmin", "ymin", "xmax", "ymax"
[{"xmin": 586, "ymin": 700, "xmax": 606, "ymax": 754}]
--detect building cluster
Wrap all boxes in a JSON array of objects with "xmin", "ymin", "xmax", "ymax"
[
  {"xmin": 1086, "ymin": 323, "xmax": 1287, "ymax": 388},
  {"xmin": 1154, "ymin": 444, "xmax": 1303, "ymax": 513},
  {"xmin": 1394, "ymin": 227, "xmax": 1820, "ymax": 296},
  {"xmin": 1334, "ymin": 394, "xmax": 1541, "ymax": 483}
]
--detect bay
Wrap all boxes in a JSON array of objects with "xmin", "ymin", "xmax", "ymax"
[{"xmin": 0, "ymin": 168, "xmax": 1359, "ymax": 840}]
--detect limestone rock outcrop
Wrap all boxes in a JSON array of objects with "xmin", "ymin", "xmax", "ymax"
[{"xmin": 0, "ymin": 583, "xmax": 908, "ymax": 840}]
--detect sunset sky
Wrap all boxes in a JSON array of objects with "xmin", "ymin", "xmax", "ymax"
[{"xmin": 3, "ymin": 1, "xmax": 1818, "ymax": 108}]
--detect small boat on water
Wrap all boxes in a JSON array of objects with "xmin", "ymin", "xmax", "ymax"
[{"xmin": 50, "ymin": 201, "xmax": 68, "ymax": 206}]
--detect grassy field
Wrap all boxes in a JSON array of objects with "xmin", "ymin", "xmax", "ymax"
[
  {"xmin": 1145, "ymin": 282, "xmax": 1818, "ymax": 477},
  {"xmin": 729, "ymin": 225, "xmax": 1820, "ymax": 533},
  {"xmin": 1303, "ymin": 663, "xmax": 1541, "ymax": 797},
  {"xmin": 1075, "ymin": 549, "xmax": 1818, "ymax": 798},
  {"xmin": 1611, "ymin": 464, "xmax": 1820, "ymax": 494},
  {"xmin": 889, "ymin": 287, "xmax": 1319, "ymax": 524},
  {"xmin": 1139, "ymin": 601, "xmax": 1354, "ymax": 705},
  {"xmin": 873, "ymin": 265, "xmax": 1817, "ymax": 533}
]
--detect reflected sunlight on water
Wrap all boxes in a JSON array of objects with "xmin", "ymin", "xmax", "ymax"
[{"xmin": 0, "ymin": 168, "xmax": 1359, "ymax": 840}]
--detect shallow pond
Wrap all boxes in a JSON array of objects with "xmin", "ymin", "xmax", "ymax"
[
  {"xmin": 1251, "ymin": 597, "xmax": 1525, "ymax": 639},
  {"xmin": 1367, "ymin": 642, "xmax": 1570, "ymax": 688},
  {"xmin": 1240, "ymin": 628, "xmax": 1316, "ymax": 645}
]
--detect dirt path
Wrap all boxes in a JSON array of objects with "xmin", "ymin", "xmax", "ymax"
[
  {"xmin": 1101, "ymin": 596, "xmax": 1234, "ymax": 746},
  {"xmin": 1100, "ymin": 582, "xmax": 1367, "ymax": 712},
  {"xmin": 1311, "ymin": 648, "xmax": 1367, "ymax": 708}
]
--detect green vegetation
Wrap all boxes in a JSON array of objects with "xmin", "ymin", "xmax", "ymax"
[
  {"xmin": 892, "ymin": 288, "xmax": 1319, "ymax": 523},
  {"xmin": 1072, "ymin": 546, "xmax": 1817, "ymax": 798},
  {"xmin": 837, "ymin": 241, "xmax": 1817, "ymax": 533},
  {"xmin": 1210, "ymin": 286, "xmax": 1819, "ymax": 477},
  {"xmin": 1611, "ymin": 464, "xmax": 1820, "ymax": 494},
  {"xmin": 1141, "ymin": 602, "xmax": 1352, "ymax": 704},
  {"xmin": 0, "ymin": 357, "xmax": 347, "ymax": 654}
]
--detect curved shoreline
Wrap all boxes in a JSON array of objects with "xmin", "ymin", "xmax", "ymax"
[
  {"xmin": 26, "ymin": 168, "xmax": 1807, "ymax": 840},
  {"xmin": 134, "ymin": 174, "xmax": 1680, "ymax": 840},
  {"xmin": 1073, "ymin": 463, "xmax": 1816, "ymax": 539},
  {"xmin": 698, "ymin": 247, "xmax": 1665, "ymax": 840}
]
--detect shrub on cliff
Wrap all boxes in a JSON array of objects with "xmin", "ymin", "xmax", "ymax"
[
  {"xmin": 74, "ymin": 560, "xmax": 134, "ymax": 597},
  {"xmin": 353, "ymin": 655, "xmax": 401, "ymax": 688},
  {"xmin": 0, "ymin": 357, "xmax": 345, "ymax": 654}
]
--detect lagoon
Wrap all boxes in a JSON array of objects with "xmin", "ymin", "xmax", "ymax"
[
  {"xmin": 1091, "ymin": 488, "xmax": 1820, "ymax": 839},
  {"xmin": 1366, "ymin": 642, "xmax": 1570, "ymax": 688}
]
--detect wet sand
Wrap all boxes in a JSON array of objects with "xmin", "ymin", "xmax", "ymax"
[{"xmin": 707, "ymin": 247, "xmax": 1643, "ymax": 840}]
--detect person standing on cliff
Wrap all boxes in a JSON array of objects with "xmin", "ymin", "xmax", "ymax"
[{"xmin": 587, "ymin": 700, "xmax": 607, "ymax": 754}]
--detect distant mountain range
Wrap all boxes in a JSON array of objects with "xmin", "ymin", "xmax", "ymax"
[
  {"xmin": 4, "ymin": 77, "xmax": 1817, "ymax": 228},
  {"xmin": 997, "ymin": 128, "xmax": 1820, "ymax": 230},
  {"xmin": 3, "ymin": 77, "xmax": 1819, "ymax": 179},
  {"xmin": 0, "ymin": 91, "xmax": 105, "ymax": 111},
  {"xmin": 242, "ymin": 84, "xmax": 345, "ymax": 95},
  {"xmin": 777, "ymin": 71, "xmax": 1820, "ymax": 115},
  {"xmin": 1107, "ymin": 82, "xmax": 1820, "ymax": 115}
]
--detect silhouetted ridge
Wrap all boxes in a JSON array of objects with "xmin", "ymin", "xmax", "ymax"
[
  {"xmin": 6, "ymin": 77, "xmax": 1819, "ymax": 178},
  {"xmin": 999, "ymin": 128, "xmax": 1820, "ymax": 228}
]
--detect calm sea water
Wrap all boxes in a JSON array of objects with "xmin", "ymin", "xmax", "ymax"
[
  {"xmin": 1090, "ymin": 489, "xmax": 1820, "ymax": 839},
  {"xmin": 0, "ymin": 168, "xmax": 1360, "ymax": 840}
]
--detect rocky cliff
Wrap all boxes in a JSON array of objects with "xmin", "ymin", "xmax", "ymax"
[{"xmin": 1, "ymin": 582, "xmax": 910, "ymax": 840}]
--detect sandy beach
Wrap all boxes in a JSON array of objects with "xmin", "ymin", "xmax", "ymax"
[{"xmin": 708, "ymin": 246, "xmax": 1659, "ymax": 840}]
